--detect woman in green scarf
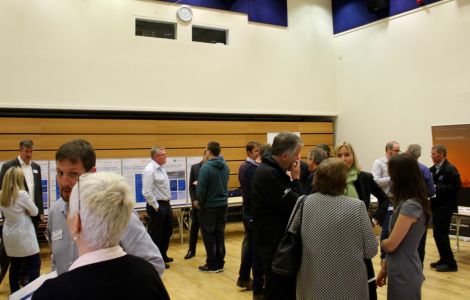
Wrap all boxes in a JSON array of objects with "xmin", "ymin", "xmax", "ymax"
[{"xmin": 334, "ymin": 141, "xmax": 390, "ymax": 300}]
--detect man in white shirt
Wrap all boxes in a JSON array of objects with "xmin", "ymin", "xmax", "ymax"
[
  {"xmin": 371, "ymin": 141, "xmax": 400, "ymax": 259},
  {"xmin": 142, "ymin": 146, "xmax": 174, "ymax": 268}
]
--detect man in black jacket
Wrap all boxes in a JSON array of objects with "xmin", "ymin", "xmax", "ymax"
[
  {"xmin": 252, "ymin": 132, "xmax": 302, "ymax": 300},
  {"xmin": 429, "ymin": 144, "xmax": 461, "ymax": 272},
  {"xmin": 184, "ymin": 150, "xmax": 209, "ymax": 260}
]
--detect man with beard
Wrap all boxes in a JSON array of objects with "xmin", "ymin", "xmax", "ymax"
[{"xmin": 47, "ymin": 139, "xmax": 165, "ymax": 275}]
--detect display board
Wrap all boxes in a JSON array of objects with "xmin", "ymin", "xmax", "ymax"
[
  {"xmin": 48, "ymin": 160, "xmax": 59, "ymax": 209},
  {"xmin": 122, "ymin": 157, "xmax": 188, "ymax": 209},
  {"xmin": 36, "ymin": 160, "xmax": 49, "ymax": 215},
  {"xmin": 95, "ymin": 158, "xmax": 122, "ymax": 174}
]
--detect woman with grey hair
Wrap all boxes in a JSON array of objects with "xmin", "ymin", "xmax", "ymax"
[{"xmin": 33, "ymin": 172, "xmax": 170, "ymax": 300}]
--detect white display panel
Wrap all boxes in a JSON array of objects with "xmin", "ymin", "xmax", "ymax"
[
  {"xmin": 95, "ymin": 159, "xmax": 122, "ymax": 174},
  {"xmin": 48, "ymin": 161, "xmax": 59, "ymax": 209},
  {"xmin": 122, "ymin": 158, "xmax": 149, "ymax": 209},
  {"xmin": 122, "ymin": 157, "xmax": 188, "ymax": 209}
]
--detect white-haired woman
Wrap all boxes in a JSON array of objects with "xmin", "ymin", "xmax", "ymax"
[
  {"xmin": 33, "ymin": 172, "xmax": 170, "ymax": 300},
  {"xmin": 0, "ymin": 167, "xmax": 40, "ymax": 293}
]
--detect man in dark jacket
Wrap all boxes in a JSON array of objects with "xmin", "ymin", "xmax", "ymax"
[
  {"xmin": 429, "ymin": 144, "xmax": 461, "ymax": 272},
  {"xmin": 196, "ymin": 141, "xmax": 230, "ymax": 273},
  {"xmin": 252, "ymin": 132, "xmax": 302, "ymax": 300},
  {"xmin": 0, "ymin": 140, "xmax": 44, "ymax": 285},
  {"xmin": 184, "ymin": 150, "xmax": 209, "ymax": 260}
]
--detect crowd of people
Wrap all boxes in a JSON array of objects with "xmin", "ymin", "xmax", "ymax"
[{"xmin": 0, "ymin": 133, "xmax": 462, "ymax": 300}]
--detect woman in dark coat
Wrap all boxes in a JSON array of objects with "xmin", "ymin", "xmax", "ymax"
[{"xmin": 334, "ymin": 141, "xmax": 390, "ymax": 300}]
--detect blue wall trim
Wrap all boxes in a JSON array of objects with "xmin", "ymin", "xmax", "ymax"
[
  {"xmin": 333, "ymin": 0, "xmax": 442, "ymax": 34},
  {"xmin": 161, "ymin": 0, "xmax": 287, "ymax": 27}
]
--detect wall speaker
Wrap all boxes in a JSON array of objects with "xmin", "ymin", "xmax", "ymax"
[{"xmin": 366, "ymin": 0, "xmax": 390, "ymax": 13}]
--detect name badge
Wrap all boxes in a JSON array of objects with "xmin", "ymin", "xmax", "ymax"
[
  {"xmin": 33, "ymin": 169, "xmax": 39, "ymax": 174},
  {"xmin": 52, "ymin": 230, "xmax": 63, "ymax": 241}
]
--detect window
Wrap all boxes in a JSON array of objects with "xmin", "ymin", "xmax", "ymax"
[
  {"xmin": 192, "ymin": 26, "xmax": 228, "ymax": 45},
  {"xmin": 135, "ymin": 19, "xmax": 176, "ymax": 40}
]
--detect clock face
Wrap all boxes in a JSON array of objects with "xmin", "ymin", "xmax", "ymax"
[{"xmin": 177, "ymin": 6, "xmax": 193, "ymax": 22}]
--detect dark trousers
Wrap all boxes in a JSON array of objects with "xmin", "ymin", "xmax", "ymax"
[
  {"xmin": 365, "ymin": 258, "xmax": 377, "ymax": 300},
  {"xmin": 188, "ymin": 208, "xmax": 200, "ymax": 253},
  {"xmin": 9, "ymin": 253, "xmax": 40, "ymax": 293},
  {"xmin": 238, "ymin": 214, "xmax": 264, "ymax": 295},
  {"xmin": 432, "ymin": 211, "xmax": 457, "ymax": 266},
  {"xmin": 199, "ymin": 206, "xmax": 227, "ymax": 269},
  {"xmin": 262, "ymin": 258, "xmax": 296, "ymax": 300},
  {"xmin": 146, "ymin": 201, "xmax": 173, "ymax": 260},
  {"xmin": 418, "ymin": 229, "xmax": 427, "ymax": 264},
  {"xmin": 379, "ymin": 209, "xmax": 393, "ymax": 259}
]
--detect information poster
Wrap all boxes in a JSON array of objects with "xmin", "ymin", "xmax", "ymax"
[
  {"xmin": 48, "ymin": 161, "xmax": 59, "ymax": 209},
  {"xmin": 122, "ymin": 157, "xmax": 188, "ymax": 209},
  {"xmin": 96, "ymin": 159, "xmax": 122, "ymax": 174},
  {"xmin": 122, "ymin": 158, "xmax": 149, "ymax": 209},
  {"xmin": 165, "ymin": 157, "xmax": 188, "ymax": 206},
  {"xmin": 186, "ymin": 156, "xmax": 202, "ymax": 201},
  {"xmin": 36, "ymin": 160, "xmax": 49, "ymax": 215}
]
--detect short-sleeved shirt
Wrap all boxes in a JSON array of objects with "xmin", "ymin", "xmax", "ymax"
[{"xmin": 387, "ymin": 199, "xmax": 426, "ymax": 300}]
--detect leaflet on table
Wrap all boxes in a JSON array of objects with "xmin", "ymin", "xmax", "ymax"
[
  {"xmin": 122, "ymin": 157, "xmax": 188, "ymax": 209},
  {"xmin": 9, "ymin": 271, "xmax": 58, "ymax": 300}
]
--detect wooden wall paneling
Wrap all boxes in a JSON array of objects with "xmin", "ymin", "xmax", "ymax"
[{"xmin": 0, "ymin": 118, "xmax": 333, "ymax": 135}]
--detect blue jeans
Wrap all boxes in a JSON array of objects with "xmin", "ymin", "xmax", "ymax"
[
  {"xmin": 238, "ymin": 214, "xmax": 264, "ymax": 294},
  {"xmin": 199, "ymin": 206, "xmax": 227, "ymax": 269}
]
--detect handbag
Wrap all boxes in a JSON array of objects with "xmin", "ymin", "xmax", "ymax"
[{"xmin": 271, "ymin": 195, "xmax": 306, "ymax": 277}]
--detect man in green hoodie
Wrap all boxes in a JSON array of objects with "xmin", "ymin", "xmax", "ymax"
[{"xmin": 196, "ymin": 141, "xmax": 230, "ymax": 273}]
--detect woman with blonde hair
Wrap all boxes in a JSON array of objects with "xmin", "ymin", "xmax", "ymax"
[
  {"xmin": 334, "ymin": 142, "xmax": 389, "ymax": 300},
  {"xmin": 0, "ymin": 166, "xmax": 40, "ymax": 293},
  {"xmin": 33, "ymin": 172, "xmax": 170, "ymax": 300}
]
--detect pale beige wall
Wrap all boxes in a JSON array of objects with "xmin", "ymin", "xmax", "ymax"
[
  {"xmin": 0, "ymin": 0, "xmax": 337, "ymax": 115},
  {"xmin": 334, "ymin": 0, "xmax": 470, "ymax": 170}
]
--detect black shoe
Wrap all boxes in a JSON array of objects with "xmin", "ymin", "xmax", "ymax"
[
  {"xmin": 430, "ymin": 260, "xmax": 443, "ymax": 268},
  {"xmin": 165, "ymin": 263, "xmax": 170, "ymax": 269},
  {"xmin": 435, "ymin": 264, "xmax": 458, "ymax": 272},
  {"xmin": 236, "ymin": 278, "xmax": 253, "ymax": 290},
  {"xmin": 164, "ymin": 257, "xmax": 174, "ymax": 263},
  {"xmin": 184, "ymin": 250, "xmax": 195, "ymax": 260},
  {"xmin": 198, "ymin": 264, "xmax": 223, "ymax": 273}
]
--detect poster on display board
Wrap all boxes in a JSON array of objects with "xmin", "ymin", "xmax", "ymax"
[
  {"xmin": 186, "ymin": 156, "xmax": 203, "ymax": 202},
  {"xmin": 122, "ymin": 157, "xmax": 188, "ymax": 209},
  {"xmin": 95, "ymin": 159, "xmax": 122, "ymax": 174},
  {"xmin": 48, "ymin": 161, "xmax": 59, "ymax": 208},
  {"xmin": 36, "ymin": 160, "xmax": 50, "ymax": 215}
]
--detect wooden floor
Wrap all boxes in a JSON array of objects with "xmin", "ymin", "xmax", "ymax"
[{"xmin": 1, "ymin": 223, "xmax": 469, "ymax": 300}]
